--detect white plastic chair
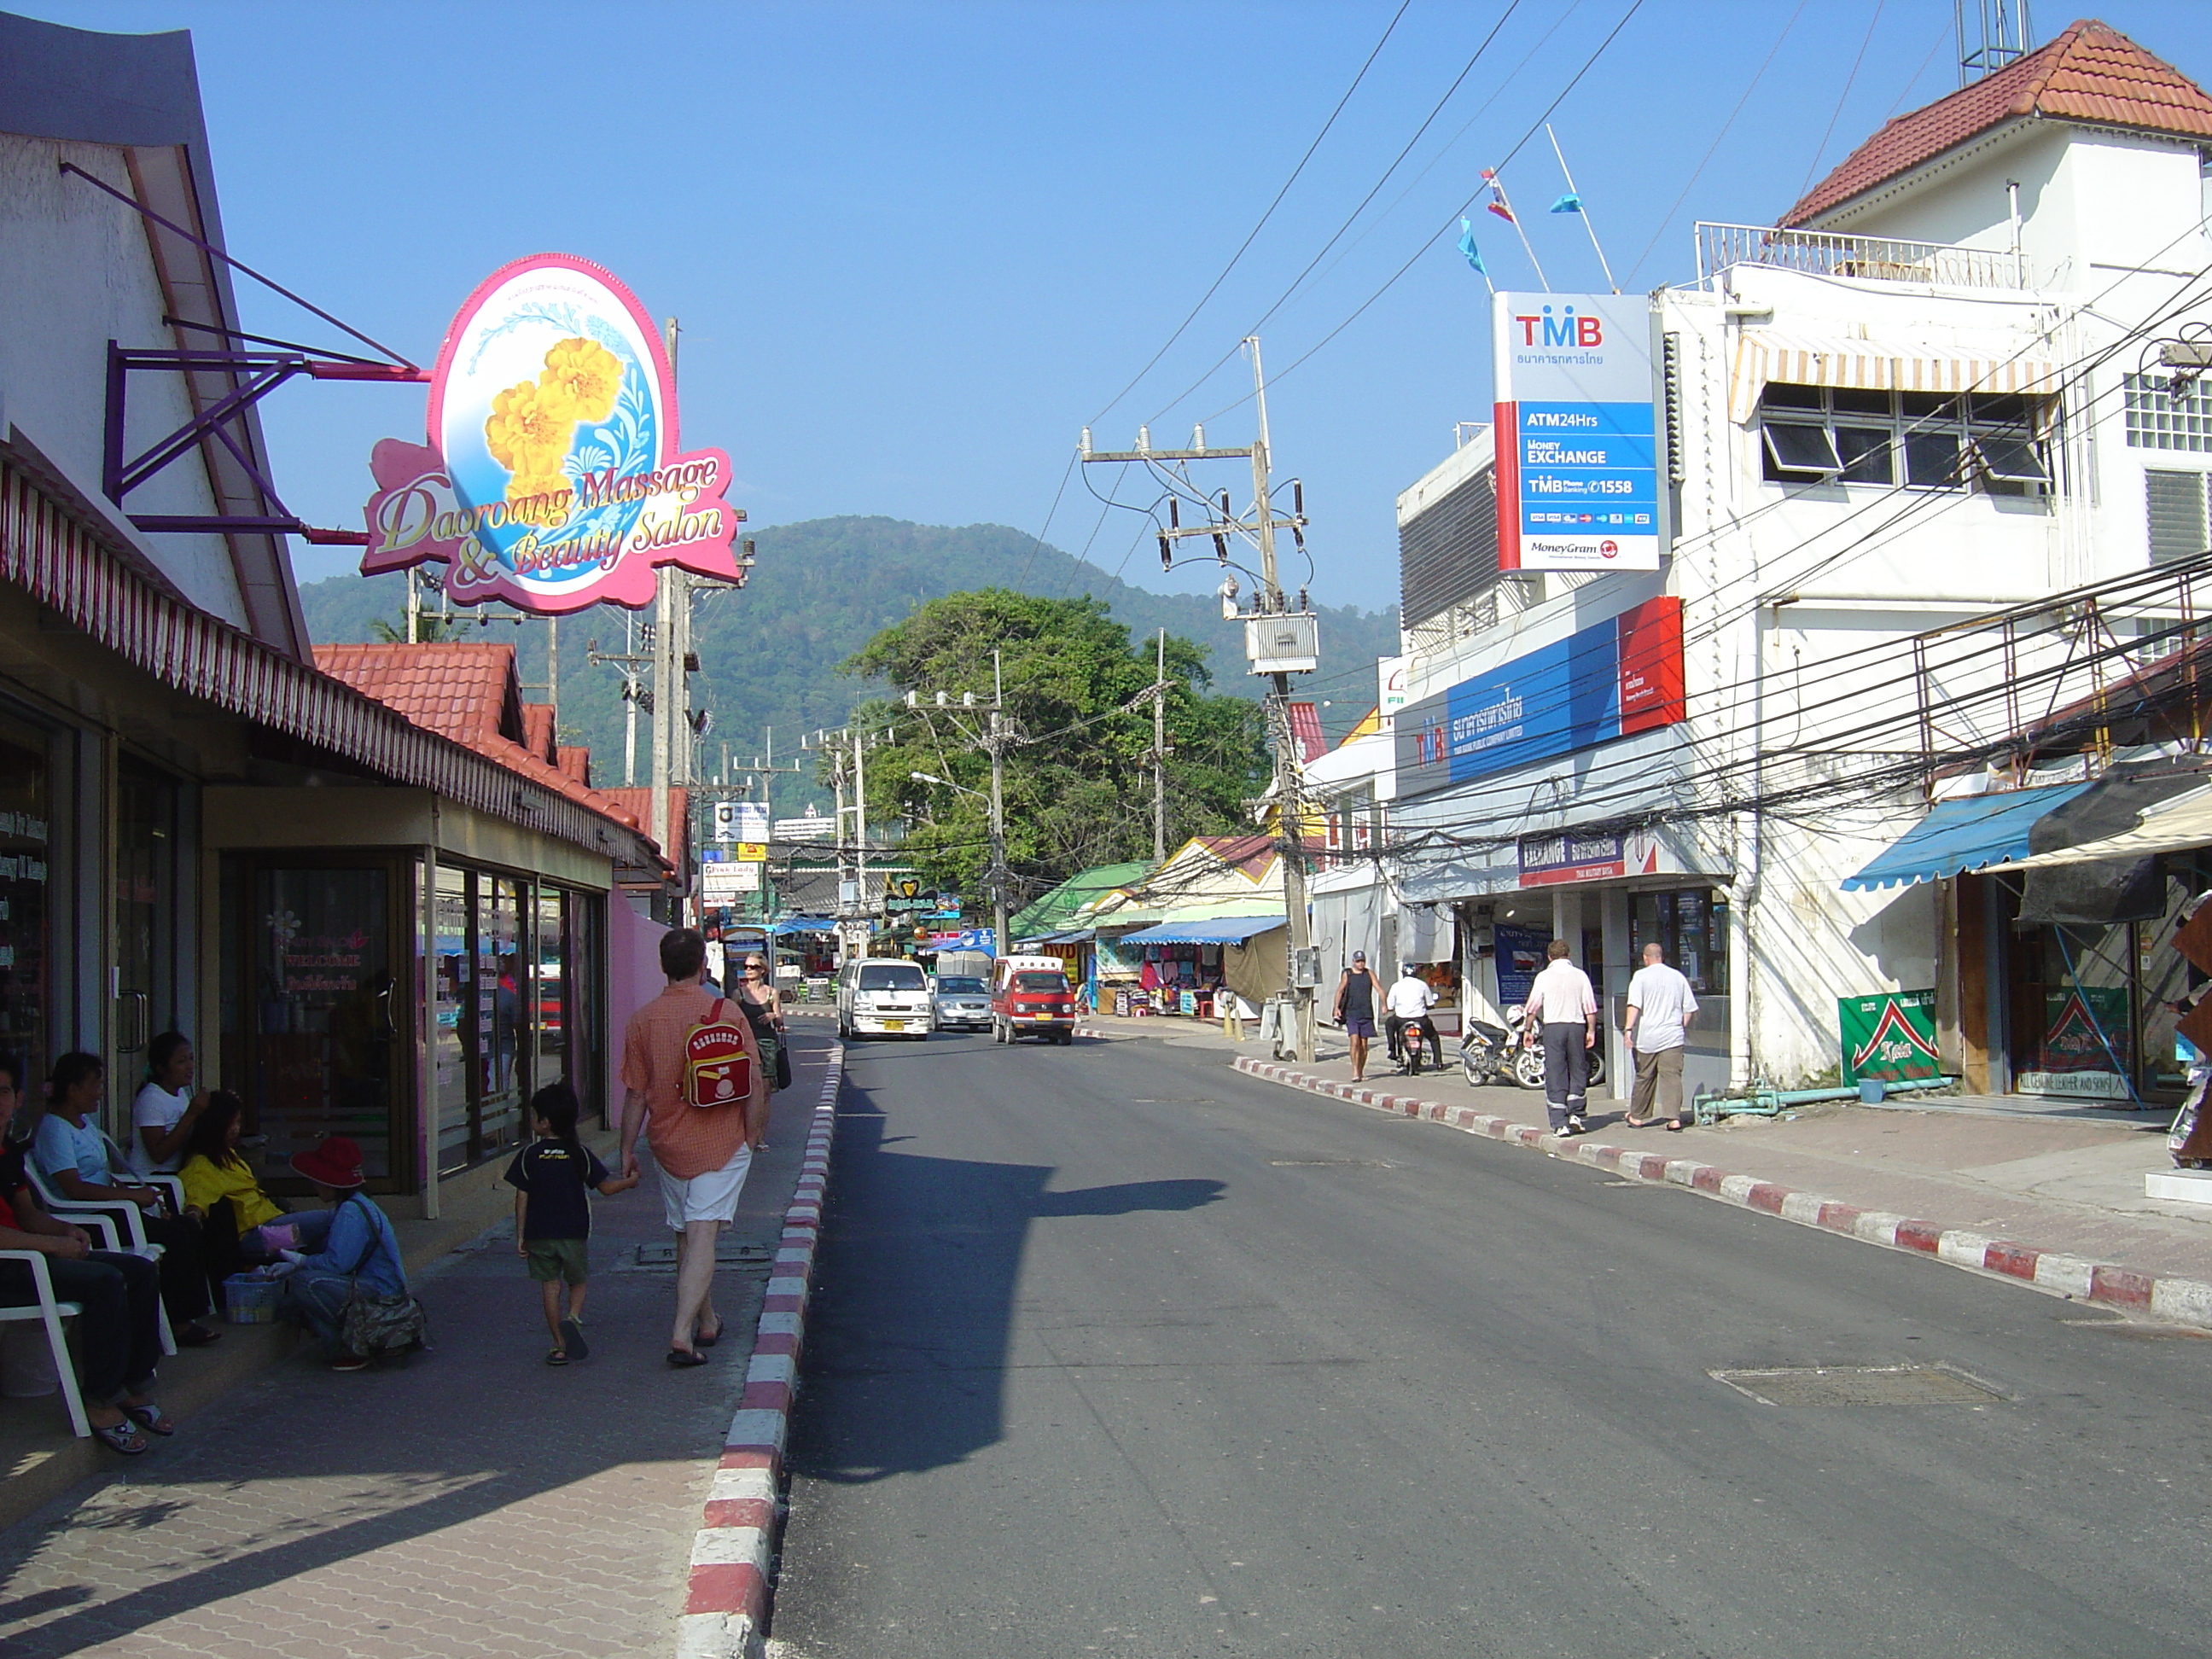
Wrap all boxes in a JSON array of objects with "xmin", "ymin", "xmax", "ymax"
[
  {"xmin": 20, "ymin": 1162, "xmax": 178, "ymax": 1356},
  {"xmin": 0, "ymin": 1250, "xmax": 90, "ymax": 1437}
]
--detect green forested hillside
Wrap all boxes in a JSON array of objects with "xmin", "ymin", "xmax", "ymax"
[{"xmin": 297, "ymin": 515, "xmax": 1399, "ymax": 813}]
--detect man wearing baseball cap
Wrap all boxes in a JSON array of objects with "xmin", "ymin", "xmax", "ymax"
[{"xmin": 275, "ymin": 1135, "xmax": 407, "ymax": 1371}]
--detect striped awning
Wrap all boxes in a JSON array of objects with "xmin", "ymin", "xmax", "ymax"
[
  {"xmin": 1730, "ymin": 330, "xmax": 2060, "ymax": 422},
  {"xmin": 0, "ymin": 463, "xmax": 660, "ymax": 868}
]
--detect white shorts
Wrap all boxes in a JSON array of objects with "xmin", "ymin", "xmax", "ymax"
[{"xmin": 659, "ymin": 1143, "xmax": 754, "ymax": 1230}]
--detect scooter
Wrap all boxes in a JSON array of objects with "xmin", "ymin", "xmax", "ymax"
[
  {"xmin": 1460, "ymin": 1012, "xmax": 1511, "ymax": 1086},
  {"xmin": 1388, "ymin": 1015, "xmax": 1441, "ymax": 1076},
  {"xmin": 1505, "ymin": 1005, "xmax": 1608, "ymax": 1091}
]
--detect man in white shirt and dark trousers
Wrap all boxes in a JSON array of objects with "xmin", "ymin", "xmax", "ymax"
[
  {"xmin": 1623, "ymin": 942, "xmax": 1699, "ymax": 1131},
  {"xmin": 1383, "ymin": 965, "xmax": 1439, "ymax": 1074},
  {"xmin": 1528, "ymin": 939, "xmax": 1598, "ymax": 1135}
]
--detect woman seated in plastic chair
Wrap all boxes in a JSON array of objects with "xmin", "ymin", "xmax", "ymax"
[
  {"xmin": 0, "ymin": 1052, "xmax": 172, "ymax": 1453},
  {"xmin": 270, "ymin": 1135, "xmax": 405, "ymax": 1373},
  {"xmin": 178, "ymin": 1091, "xmax": 332, "ymax": 1292},
  {"xmin": 31, "ymin": 1052, "xmax": 221, "ymax": 1347}
]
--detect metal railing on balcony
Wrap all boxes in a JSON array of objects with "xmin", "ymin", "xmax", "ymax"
[{"xmin": 1695, "ymin": 222, "xmax": 2026, "ymax": 292}]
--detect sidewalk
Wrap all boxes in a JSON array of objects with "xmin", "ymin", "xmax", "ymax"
[
  {"xmin": 1079, "ymin": 1010, "xmax": 2212, "ymax": 1314},
  {"xmin": 0, "ymin": 1028, "xmax": 836, "ymax": 1659}
]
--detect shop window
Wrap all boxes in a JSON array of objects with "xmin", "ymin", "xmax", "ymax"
[
  {"xmin": 1629, "ymin": 888, "xmax": 1730, "ymax": 997},
  {"xmin": 1757, "ymin": 385, "xmax": 2052, "ymax": 498},
  {"xmin": 0, "ymin": 719, "xmax": 52, "ymax": 1092},
  {"xmin": 434, "ymin": 865, "xmax": 544, "ymax": 1174}
]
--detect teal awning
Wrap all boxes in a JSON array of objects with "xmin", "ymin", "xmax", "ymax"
[
  {"xmin": 1840, "ymin": 783, "xmax": 2094, "ymax": 892},
  {"xmin": 1118, "ymin": 914, "xmax": 1287, "ymax": 945}
]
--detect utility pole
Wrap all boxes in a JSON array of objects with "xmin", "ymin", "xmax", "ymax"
[
  {"xmin": 1078, "ymin": 335, "xmax": 1318, "ymax": 1061},
  {"xmin": 1151, "ymin": 627, "xmax": 1167, "ymax": 863},
  {"xmin": 853, "ymin": 722, "xmax": 869, "ymax": 959},
  {"xmin": 988, "ymin": 650, "xmax": 1009, "ymax": 954}
]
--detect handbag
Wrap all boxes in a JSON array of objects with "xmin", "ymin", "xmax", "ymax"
[{"xmin": 336, "ymin": 1196, "xmax": 429, "ymax": 1358}]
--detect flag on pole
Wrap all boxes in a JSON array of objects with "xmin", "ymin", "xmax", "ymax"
[
  {"xmin": 1550, "ymin": 192, "xmax": 1583, "ymax": 213},
  {"xmin": 1481, "ymin": 168, "xmax": 1516, "ymax": 222},
  {"xmin": 1455, "ymin": 218, "xmax": 1487, "ymax": 275}
]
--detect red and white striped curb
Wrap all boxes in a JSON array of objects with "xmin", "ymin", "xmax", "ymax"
[
  {"xmin": 1233, "ymin": 1056, "xmax": 2212, "ymax": 1331},
  {"xmin": 678, "ymin": 1044, "xmax": 844, "ymax": 1659}
]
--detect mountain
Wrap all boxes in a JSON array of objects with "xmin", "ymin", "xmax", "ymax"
[{"xmin": 294, "ymin": 515, "xmax": 1400, "ymax": 812}]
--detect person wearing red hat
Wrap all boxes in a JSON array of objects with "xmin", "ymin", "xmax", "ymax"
[{"xmin": 272, "ymin": 1134, "xmax": 406, "ymax": 1372}]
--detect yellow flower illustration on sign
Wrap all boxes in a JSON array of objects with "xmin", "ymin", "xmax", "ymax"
[
  {"xmin": 507, "ymin": 470, "xmax": 571, "ymax": 522},
  {"xmin": 484, "ymin": 381, "xmax": 570, "ymax": 475},
  {"xmin": 538, "ymin": 337, "xmax": 621, "ymax": 425}
]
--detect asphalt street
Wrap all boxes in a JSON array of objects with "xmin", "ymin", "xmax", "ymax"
[{"xmin": 771, "ymin": 1028, "xmax": 2212, "ymax": 1659}]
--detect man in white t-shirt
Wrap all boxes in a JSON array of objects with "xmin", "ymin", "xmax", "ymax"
[
  {"xmin": 1624, "ymin": 942, "xmax": 1699, "ymax": 1130},
  {"xmin": 1383, "ymin": 965, "xmax": 1438, "ymax": 1072},
  {"xmin": 1526, "ymin": 940, "xmax": 1598, "ymax": 1134}
]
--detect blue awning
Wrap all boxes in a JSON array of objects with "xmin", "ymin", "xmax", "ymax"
[
  {"xmin": 769, "ymin": 916, "xmax": 840, "ymax": 934},
  {"xmin": 1118, "ymin": 914, "xmax": 1287, "ymax": 945},
  {"xmin": 1840, "ymin": 783, "xmax": 2095, "ymax": 892}
]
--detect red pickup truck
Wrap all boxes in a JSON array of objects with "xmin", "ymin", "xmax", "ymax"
[{"xmin": 991, "ymin": 956, "xmax": 1076, "ymax": 1045}]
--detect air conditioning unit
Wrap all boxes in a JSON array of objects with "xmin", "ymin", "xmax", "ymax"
[{"xmin": 1244, "ymin": 611, "xmax": 1319, "ymax": 675}]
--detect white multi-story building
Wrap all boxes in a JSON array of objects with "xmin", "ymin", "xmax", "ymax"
[{"xmin": 1388, "ymin": 20, "xmax": 2212, "ymax": 1101}]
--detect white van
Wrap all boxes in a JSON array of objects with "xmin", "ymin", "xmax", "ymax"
[{"xmin": 837, "ymin": 957, "xmax": 932, "ymax": 1040}]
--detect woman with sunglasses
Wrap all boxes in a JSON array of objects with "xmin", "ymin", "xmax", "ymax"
[{"xmin": 735, "ymin": 952, "xmax": 789, "ymax": 1109}]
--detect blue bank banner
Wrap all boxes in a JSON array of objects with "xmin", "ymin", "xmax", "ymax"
[{"xmin": 1393, "ymin": 598, "xmax": 1684, "ymax": 799}]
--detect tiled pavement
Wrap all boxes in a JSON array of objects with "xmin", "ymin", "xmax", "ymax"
[{"xmin": 0, "ymin": 1027, "xmax": 835, "ymax": 1659}]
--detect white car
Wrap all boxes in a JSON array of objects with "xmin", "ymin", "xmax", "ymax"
[
  {"xmin": 932, "ymin": 973, "xmax": 991, "ymax": 1032},
  {"xmin": 837, "ymin": 958, "xmax": 932, "ymax": 1040}
]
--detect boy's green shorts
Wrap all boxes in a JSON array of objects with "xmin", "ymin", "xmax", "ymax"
[{"xmin": 525, "ymin": 1238, "xmax": 589, "ymax": 1284}]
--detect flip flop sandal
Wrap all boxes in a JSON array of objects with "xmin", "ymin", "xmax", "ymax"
[
  {"xmin": 121, "ymin": 1401, "xmax": 175, "ymax": 1435},
  {"xmin": 692, "ymin": 1326, "xmax": 721, "ymax": 1348},
  {"xmin": 545, "ymin": 1348, "xmax": 570, "ymax": 1367},
  {"xmin": 667, "ymin": 1348, "xmax": 711, "ymax": 1369},
  {"xmin": 559, "ymin": 1318, "xmax": 589, "ymax": 1362},
  {"xmin": 92, "ymin": 1419, "xmax": 148, "ymax": 1455}
]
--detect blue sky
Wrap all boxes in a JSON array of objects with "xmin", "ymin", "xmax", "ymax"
[{"xmin": 25, "ymin": 0, "xmax": 2212, "ymax": 607}]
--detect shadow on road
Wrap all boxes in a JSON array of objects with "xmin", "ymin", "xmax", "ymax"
[{"xmin": 786, "ymin": 1072, "xmax": 1223, "ymax": 1485}]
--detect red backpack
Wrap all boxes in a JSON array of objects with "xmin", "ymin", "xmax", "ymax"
[{"xmin": 684, "ymin": 998, "xmax": 753, "ymax": 1109}]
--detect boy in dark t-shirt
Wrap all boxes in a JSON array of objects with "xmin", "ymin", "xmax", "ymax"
[{"xmin": 504, "ymin": 1083, "xmax": 635, "ymax": 1365}]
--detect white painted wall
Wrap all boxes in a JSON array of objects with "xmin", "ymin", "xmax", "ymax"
[{"xmin": 0, "ymin": 135, "xmax": 246, "ymax": 627}]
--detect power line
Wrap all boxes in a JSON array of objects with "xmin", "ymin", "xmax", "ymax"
[{"xmin": 1087, "ymin": 0, "xmax": 1412, "ymax": 428}]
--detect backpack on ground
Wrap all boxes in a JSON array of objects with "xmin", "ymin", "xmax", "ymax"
[
  {"xmin": 684, "ymin": 998, "xmax": 754, "ymax": 1109},
  {"xmin": 337, "ymin": 1196, "xmax": 429, "ymax": 1359}
]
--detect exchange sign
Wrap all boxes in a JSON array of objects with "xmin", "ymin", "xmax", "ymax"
[
  {"xmin": 1492, "ymin": 291, "xmax": 1661, "ymax": 573},
  {"xmin": 360, "ymin": 253, "xmax": 746, "ymax": 614}
]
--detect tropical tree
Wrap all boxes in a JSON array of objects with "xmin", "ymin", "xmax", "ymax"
[{"xmin": 833, "ymin": 589, "xmax": 1269, "ymax": 907}]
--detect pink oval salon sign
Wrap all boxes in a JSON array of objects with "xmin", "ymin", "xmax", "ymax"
[{"xmin": 359, "ymin": 253, "xmax": 742, "ymax": 613}]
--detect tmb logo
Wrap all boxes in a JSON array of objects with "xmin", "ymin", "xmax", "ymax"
[{"xmin": 1515, "ymin": 304, "xmax": 1603, "ymax": 348}]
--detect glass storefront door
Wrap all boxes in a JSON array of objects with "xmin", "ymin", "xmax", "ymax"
[
  {"xmin": 115, "ymin": 758, "xmax": 181, "ymax": 1068},
  {"xmin": 224, "ymin": 859, "xmax": 405, "ymax": 1188},
  {"xmin": 0, "ymin": 718, "xmax": 51, "ymax": 1093}
]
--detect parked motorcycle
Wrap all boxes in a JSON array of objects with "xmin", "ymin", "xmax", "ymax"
[
  {"xmin": 1460, "ymin": 1012, "xmax": 1511, "ymax": 1086},
  {"xmin": 1461, "ymin": 1005, "xmax": 1607, "ymax": 1091}
]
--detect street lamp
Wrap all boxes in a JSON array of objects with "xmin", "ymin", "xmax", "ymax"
[{"xmin": 908, "ymin": 771, "xmax": 1007, "ymax": 953}]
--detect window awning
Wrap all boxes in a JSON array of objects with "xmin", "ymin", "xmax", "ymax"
[
  {"xmin": 1840, "ymin": 783, "xmax": 2094, "ymax": 892},
  {"xmin": 1117, "ymin": 914, "xmax": 1287, "ymax": 946},
  {"xmin": 1730, "ymin": 330, "xmax": 2060, "ymax": 422},
  {"xmin": 769, "ymin": 916, "xmax": 840, "ymax": 935},
  {"xmin": 2006, "ymin": 784, "xmax": 2212, "ymax": 869}
]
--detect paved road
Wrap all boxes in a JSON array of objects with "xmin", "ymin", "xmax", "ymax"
[{"xmin": 771, "ymin": 1029, "xmax": 2212, "ymax": 1658}]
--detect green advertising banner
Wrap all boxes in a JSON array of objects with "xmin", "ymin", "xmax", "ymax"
[{"xmin": 1838, "ymin": 989, "xmax": 1942, "ymax": 1086}]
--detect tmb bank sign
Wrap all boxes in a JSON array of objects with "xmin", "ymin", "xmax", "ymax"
[
  {"xmin": 360, "ymin": 253, "xmax": 745, "ymax": 614},
  {"xmin": 1493, "ymin": 290, "xmax": 1660, "ymax": 573},
  {"xmin": 1394, "ymin": 596, "xmax": 1683, "ymax": 798}
]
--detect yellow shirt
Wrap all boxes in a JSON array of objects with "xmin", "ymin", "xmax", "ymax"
[{"xmin": 180, "ymin": 1154, "xmax": 282, "ymax": 1231}]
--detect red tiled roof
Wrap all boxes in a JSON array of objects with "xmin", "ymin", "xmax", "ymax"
[
  {"xmin": 602, "ymin": 788, "xmax": 688, "ymax": 865},
  {"xmin": 1786, "ymin": 20, "xmax": 2212, "ymax": 226},
  {"xmin": 313, "ymin": 643, "xmax": 656, "ymax": 852},
  {"xmin": 556, "ymin": 746, "xmax": 591, "ymax": 786},
  {"xmin": 521, "ymin": 702, "xmax": 555, "ymax": 765}
]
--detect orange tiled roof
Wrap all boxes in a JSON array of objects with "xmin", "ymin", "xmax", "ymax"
[
  {"xmin": 1785, "ymin": 20, "xmax": 2212, "ymax": 226},
  {"xmin": 313, "ymin": 643, "xmax": 654, "ymax": 849},
  {"xmin": 602, "ymin": 788, "xmax": 688, "ymax": 864},
  {"xmin": 556, "ymin": 746, "xmax": 591, "ymax": 786}
]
